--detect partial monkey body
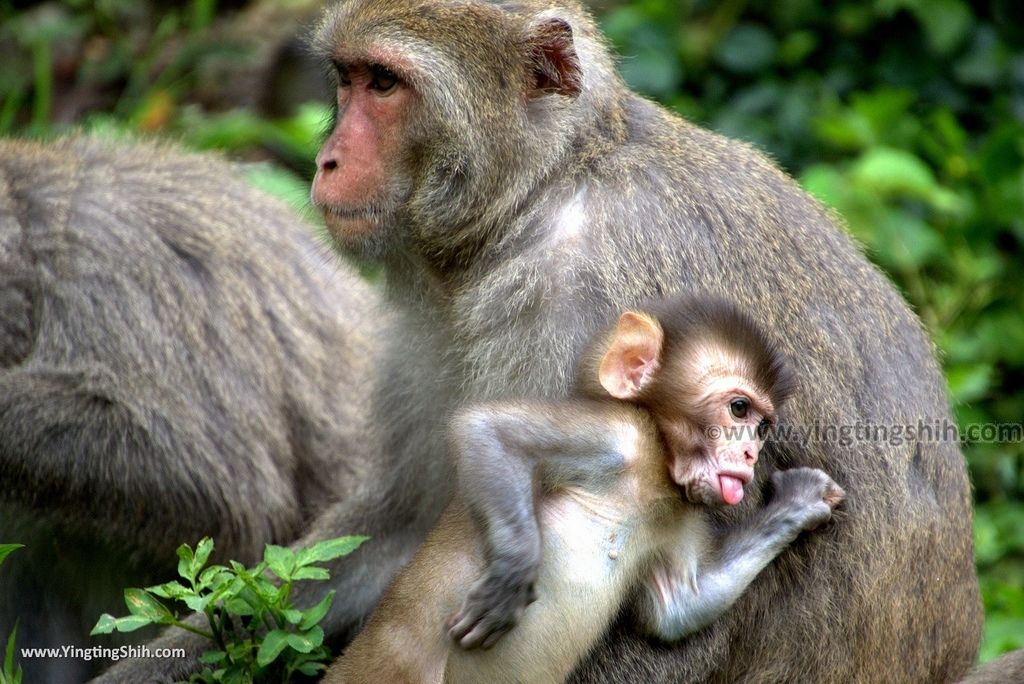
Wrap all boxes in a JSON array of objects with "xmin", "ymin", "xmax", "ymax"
[{"xmin": 328, "ymin": 299, "xmax": 842, "ymax": 684}]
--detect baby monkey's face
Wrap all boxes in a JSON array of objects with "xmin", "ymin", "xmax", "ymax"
[
  {"xmin": 653, "ymin": 375, "xmax": 776, "ymax": 507},
  {"xmin": 591, "ymin": 304, "xmax": 789, "ymax": 508}
]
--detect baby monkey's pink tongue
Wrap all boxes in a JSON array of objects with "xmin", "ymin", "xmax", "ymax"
[{"xmin": 719, "ymin": 475, "xmax": 745, "ymax": 505}]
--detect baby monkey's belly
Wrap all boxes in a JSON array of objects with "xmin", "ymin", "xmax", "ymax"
[{"xmin": 445, "ymin": 486, "xmax": 652, "ymax": 684}]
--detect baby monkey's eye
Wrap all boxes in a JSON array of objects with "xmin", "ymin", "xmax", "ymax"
[
  {"xmin": 757, "ymin": 417, "xmax": 772, "ymax": 439},
  {"xmin": 730, "ymin": 398, "xmax": 749, "ymax": 419}
]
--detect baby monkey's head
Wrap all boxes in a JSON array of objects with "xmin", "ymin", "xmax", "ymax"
[{"xmin": 577, "ymin": 296, "xmax": 794, "ymax": 506}]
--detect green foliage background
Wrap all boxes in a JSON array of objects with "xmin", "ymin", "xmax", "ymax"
[{"xmin": 1, "ymin": 0, "xmax": 1021, "ymax": 664}]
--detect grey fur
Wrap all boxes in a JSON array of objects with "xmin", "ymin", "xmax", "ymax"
[{"xmin": 0, "ymin": 135, "xmax": 382, "ymax": 682}]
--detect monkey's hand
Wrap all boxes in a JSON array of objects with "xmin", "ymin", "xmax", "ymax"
[
  {"xmin": 769, "ymin": 467, "xmax": 845, "ymax": 532},
  {"xmin": 447, "ymin": 561, "xmax": 538, "ymax": 649}
]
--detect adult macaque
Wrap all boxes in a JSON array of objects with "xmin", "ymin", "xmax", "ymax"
[
  {"xmin": 105, "ymin": 0, "xmax": 982, "ymax": 680},
  {"xmin": 0, "ymin": 136, "xmax": 381, "ymax": 682},
  {"xmin": 327, "ymin": 297, "xmax": 844, "ymax": 684}
]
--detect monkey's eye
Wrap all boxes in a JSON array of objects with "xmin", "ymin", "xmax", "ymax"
[
  {"xmin": 757, "ymin": 417, "xmax": 772, "ymax": 439},
  {"xmin": 730, "ymin": 398, "xmax": 749, "ymax": 419},
  {"xmin": 333, "ymin": 62, "xmax": 352, "ymax": 88},
  {"xmin": 370, "ymin": 66, "xmax": 399, "ymax": 94}
]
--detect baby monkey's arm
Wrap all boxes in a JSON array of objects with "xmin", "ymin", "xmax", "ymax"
[
  {"xmin": 447, "ymin": 400, "xmax": 639, "ymax": 649},
  {"xmin": 637, "ymin": 468, "xmax": 845, "ymax": 640}
]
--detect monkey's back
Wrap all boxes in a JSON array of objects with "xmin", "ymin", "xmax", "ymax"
[
  {"xmin": 0, "ymin": 135, "xmax": 384, "ymax": 680},
  {"xmin": 0, "ymin": 135, "xmax": 381, "ymax": 554}
]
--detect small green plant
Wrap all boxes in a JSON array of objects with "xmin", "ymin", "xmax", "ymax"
[
  {"xmin": 92, "ymin": 536, "xmax": 367, "ymax": 684},
  {"xmin": 0, "ymin": 544, "xmax": 25, "ymax": 684}
]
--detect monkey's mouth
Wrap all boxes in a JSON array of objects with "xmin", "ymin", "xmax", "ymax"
[
  {"xmin": 318, "ymin": 204, "xmax": 393, "ymax": 241},
  {"xmin": 717, "ymin": 466, "xmax": 753, "ymax": 505},
  {"xmin": 320, "ymin": 204, "xmax": 388, "ymax": 219},
  {"xmin": 718, "ymin": 473, "xmax": 747, "ymax": 505},
  {"xmin": 684, "ymin": 468, "xmax": 752, "ymax": 507}
]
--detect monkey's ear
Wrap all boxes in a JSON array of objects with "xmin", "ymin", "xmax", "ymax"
[
  {"xmin": 527, "ymin": 18, "xmax": 583, "ymax": 98},
  {"xmin": 599, "ymin": 311, "xmax": 664, "ymax": 400}
]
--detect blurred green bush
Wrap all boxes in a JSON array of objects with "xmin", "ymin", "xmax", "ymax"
[{"xmin": 1, "ymin": 0, "xmax": 1021, "ymax": 663}]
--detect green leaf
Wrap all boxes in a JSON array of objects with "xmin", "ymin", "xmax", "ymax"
[
  {"xmin": 800, "ymin": 164, "xmax": 848, "ymax": 209},
  {"xmin": 299, "ymin": 591, "xmax": 335, "ymax": 631},
  {"xmin": 286, "ymin": 626, "xmax": 324, "ymax": 654},
  {"xmin": 235, "ymin": 575, "xmax": 276, "ymax": 606},
  {"xmin": 814, "ymin": 108, "xmax": 874, "ymax": 151},
  {"xmin": 225, "ymin": 639, "xmax": 255, "ymax": 661},
  {"xmin": 224, "ymin": 598, "xmax": 256, "ymax": 617},
  {"xmin": 290, "ymin": 567, "xmax": 329, "ymax": 581},
  {"xmin": 296, "ymin": 660, "xmax": 326, "ymax": 676},
  {"xmin": 255, "ymin": 630, "xmax": 290, "ymax": 667},
  {"xmin": 184, "ymin": 595, "xmax": 213, "ymax": 613},
  {"xmin": 872, "ymin": 212, "xmax": 944, "ymax": 271},
  {"xmin": 199, "ymin": 650, "xmax": 227, "ymax": 665},
  {"xmin": 619, "ymin": 49, "xmax": 682, "ymax": 99},
  {"xmin": 198, "ymin": 566, "xmax": 231, "ymax": 592},
  {"xmin": 124, "ymin": 589, "xmax": 174, "ymax": 622},
  {"xmin": 221, "ymin": 665, "xmax": 247, "ymax": 684},
  {"xmin": 194, "ymin": 538, "xmax": 214, "ymax": 572},
  {"xmin": 3, "ymin": 620, "xmax": 21, "ymax": 683},
  {"xmin": 92, "ymin": 615, "xmax": 153, "ymax": 635},
  {"xmin": 953, "ymin": 26, "xmax": 1003, "ymax": 87},
  {"xmin": 851, "ymin": 89, "xmax": 915, "ymax": 143},
  {"xmin": 90, "ymin": 614, "xmax": 117, "ymax": 636},
  {"xmin": 778, "ymin": 30, "xmax": 817, "ymax": 66},
  {"xmin": 850, "ymin": 147, "xmax": 938, "ymax": 199},
  {"xmin": 177, "ymin": 543, "xmax": 196, "ymax": 581},
  {"xmin": 281, "ymin": 608, "xmax": 303, "ymax": 625},
  {"xmin": 0, "ymin": 545, "xmax": 23, "ymax": 568},
  {"xmin": 147, "ymin": 581, "xmax": 191, "ymax": 600},
  {"xmin": 297, "ymin": 537, "xmax": 369, "ymax": 566},
  {"xmin": 946, "ymin": 363, "xmax": 994, "ymax": 404},
  {"xmin": 980, "ymin": 615, "xmax": 1024, "ymax": 663},
  {"xmin": 275, "ymin": 103, "xmax": 333, "ymax": 157},
  {"xmin": 263, "ymin": 545, "xmax": 296, "ymax": 580}
]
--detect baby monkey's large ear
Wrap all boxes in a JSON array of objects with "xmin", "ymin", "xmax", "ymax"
[{"xmin": 599, "ymin": 311, "xmax": 664, "ymax": 400}]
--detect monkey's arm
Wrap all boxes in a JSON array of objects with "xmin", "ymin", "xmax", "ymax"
[
  {"xmin": 639, "ymin": 468, "xmax": 844, "ymax": 640},
  {"xmin": 447, "ymin": 400, "xmax": 643, "ymax": 649}
]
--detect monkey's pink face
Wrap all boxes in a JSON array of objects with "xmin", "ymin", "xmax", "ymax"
[
  {"xmin": 312, "ymin": 61, "xmax": 414, "ymax": 242},
  {"xmin": 657, "ymin": 383, "xmax": 773, "ymax": 507}
]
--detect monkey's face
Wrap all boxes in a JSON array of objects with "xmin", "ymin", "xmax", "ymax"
[
  {"xmin": 312, "ymin": 60, "xmax": 418, "ymax": 249},
  {"xmin": 310, "ymin": 1, "xmax": 586, "ymax": 261},
  {"xmin": 655, "ymin": 380, "xmax": 774, "ymax": 508}
]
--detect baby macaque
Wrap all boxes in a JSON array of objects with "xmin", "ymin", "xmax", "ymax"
[{"xmin": 325, "ymin": 296, "xmax": 844, "ymax": 684}]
